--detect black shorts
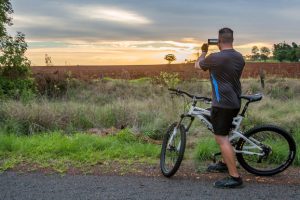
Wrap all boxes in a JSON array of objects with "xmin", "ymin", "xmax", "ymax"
[{"xmin": 211, "ymin": 107, "xmax": 240, "ymax": 136}]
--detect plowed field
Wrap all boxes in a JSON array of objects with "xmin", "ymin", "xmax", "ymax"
[{"xmin": 32, "ymin": 62, "xmax": 300, "ymax": 80}]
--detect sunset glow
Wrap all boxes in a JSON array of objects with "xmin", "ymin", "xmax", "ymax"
[
  {"xmin": 8, "ymin": 0, "xmax": 299, "ymax": 66},
  {"xmin": 25, "ymin": 40, "xmax": 273, "ymax": 66}
]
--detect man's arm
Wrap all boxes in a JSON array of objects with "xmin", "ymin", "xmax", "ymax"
[
  {"xmin": 195, "ymin": 51, "xmax": 208, "ymax": 70},
  {"xmin": 195, "ymin": 43, "xmax": 209, "ymax": 71}
]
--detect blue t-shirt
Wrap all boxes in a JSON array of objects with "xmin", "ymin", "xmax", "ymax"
[{"xmin": 199, "ymin": 49, "xmax": 245, "ymax": 109}]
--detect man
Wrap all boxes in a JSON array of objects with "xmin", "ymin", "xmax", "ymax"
[{"xmin": 195, "ymin": 28, "xmax": 245, "ymax": 188}]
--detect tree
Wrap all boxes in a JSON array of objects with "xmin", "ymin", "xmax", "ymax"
[
  {"xmin": 288, "ymin": 42, "xmax": 300, "ymax": 62},
  {"xmin": 260, "ymin": 47, "xmax": 270, "ymax": 62},
  {"xmin": 272, "ymin": 42, "xmax": 299, "ymax": 62},
  {"xmin": 0, "ymin": 1, "xmax": 35, "ymax": 99},
  {"xmin": 0, "ymin": 0, "xmax": 13, "ymax": 37},
  {"xmin": 251, "ymin": 46, "xmax": 260, "ymax": 61},
  {"xmin": 0, "ymin": 0, "xmax": 31, "ymax": 79},
  {"xmin": 295, "ymin": 48, "xmax": 300, "ymax": 62},
  {"xmin": 291, "ymin": 42, "xmax": 298, "ymax": 48},
  {"xmin": 164, "ymin": 54, "xmax": 176, "ymax": 64},
  {"xmin": 273, "ymin": 42, "xmax": 291, "ymax": 62},
  {"xmin": 0, "ymin": 32, "xmax": 31, "ymax": 78}
]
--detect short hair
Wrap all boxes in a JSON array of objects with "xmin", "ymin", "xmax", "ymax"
[{"xmin": 218, "ymin": 28, "xmax": 234, "ymax": 43}]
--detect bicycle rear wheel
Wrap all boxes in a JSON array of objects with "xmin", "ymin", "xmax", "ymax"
[
  {"xmin": 160, "ymin": 122, "xmax": 186, "ymax": 177},
  {"xmin": 236, "ymin": 125, "xmax": 296, "ymax": 176}
]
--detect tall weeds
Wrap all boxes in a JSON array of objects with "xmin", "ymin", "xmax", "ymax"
[{"xmin": 0, "ymin": 78, "xmax": 299, "ymax": 139}]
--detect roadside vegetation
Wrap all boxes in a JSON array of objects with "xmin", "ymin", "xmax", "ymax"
[
  {"xmin": 0, "ymin": 76, "xmax": 300, "ymax": 172},
  {"xmin": 0, "ymin": 129, "xmax": 160, "ymax": 172}
]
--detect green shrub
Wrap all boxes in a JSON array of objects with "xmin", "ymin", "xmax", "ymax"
[
  {"xmin": 140, "ymin": 116, "xmax": 169, "ymax": 140},
  {"xmin": 0, "ymin": 33, "xmax": 31, "ymax": 78},
  {"xmin": 152, "ymin": 72, "xmax": 180, "ymax": 88},
  {"xmin": 194, "ymin": 137, "xmax": 219, "ymax": 161},
  {"xmin": 0, "ymin": 77, "xmax": 36, "ymax": 100},
  {"xmin": 0, "ymin": 32, "xmax": 36, "ymax": 100}
]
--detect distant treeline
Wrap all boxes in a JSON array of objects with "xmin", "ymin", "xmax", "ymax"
[{"xmin": 246, "ymin": 42, "xmax": 300, "ymax": 62}]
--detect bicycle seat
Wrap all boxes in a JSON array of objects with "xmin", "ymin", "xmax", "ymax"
[{"xmin": 240, "ymin": 93, "xmax": 262, "ymax": 102}]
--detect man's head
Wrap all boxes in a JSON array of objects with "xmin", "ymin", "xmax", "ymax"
[{"xmin": 218, "ymin": 27, "xmax": 234, "ymax": 50}]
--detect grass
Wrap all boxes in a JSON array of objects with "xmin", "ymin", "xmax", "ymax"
[
  {"xmin": 193, "ymin": 137, "xmax": 219, "ymax": 162},
  {"xmin": 2, "ymin": 78, "xmax": 299, "ymax": 138},
  {"xmin": 243, "ymin": 98, "xmax": 300, "ymax": 130},
  {"xmin": 0, "ymin": 77, "xmax": 300, "ymax": 172},
  {"xmin": 0, "ymin": 129, "xmax": 160, "ymax": 172}
]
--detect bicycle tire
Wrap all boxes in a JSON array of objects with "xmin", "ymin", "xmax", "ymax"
[
  {"xmin": 160, "ymin": 122, "xmax": 186, "ymax": 177},
  {"xmin": 236, "ymin": 125, "xmax": 296, "ymax": 176}
]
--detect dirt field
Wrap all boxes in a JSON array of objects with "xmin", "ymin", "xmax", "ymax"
[{"xmin": 32, "ymin": 62, "xmax": 300, "ymax": 80}]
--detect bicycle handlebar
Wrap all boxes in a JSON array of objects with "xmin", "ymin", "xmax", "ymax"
[{"xmin": 168, "ymin": 88, "xmax": 212, "ymax": 102}]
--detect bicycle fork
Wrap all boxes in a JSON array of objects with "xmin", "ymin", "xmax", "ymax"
[
  {"xmin": 176, "ymin": 114, "xmax": 195, "ymax": 132},
  {"xmin": 167, "ymin": 115, "xmax": 195, "ymax": 151}
]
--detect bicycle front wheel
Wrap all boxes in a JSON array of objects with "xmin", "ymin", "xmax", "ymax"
[
  {"xmin": 236, "ymin": 125, "xmax": 296, "ymax": 176},
  {"xmin": 160, "ymin": 122, "xmax": 186, "ymax": 177}
]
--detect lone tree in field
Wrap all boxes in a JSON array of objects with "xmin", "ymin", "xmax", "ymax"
[
  {"xmin": 164, "ymin": 54, "xmax": 176, "ymax": 64},
  {"xmin": 45, "ymin": 53, "xmax": 53, "ymax": 66}
]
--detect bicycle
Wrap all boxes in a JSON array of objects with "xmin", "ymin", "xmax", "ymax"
[{"xmin": 160, "ymin": 88, "xmax": 296, "ymax": 177}]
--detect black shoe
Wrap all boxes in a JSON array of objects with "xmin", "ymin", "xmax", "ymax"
[
  {"xmin": 207, "ymin": 161, "xmax": 228, "ymax": 173},
  {"xmin": 213, "ymin": 176, "xmax": 243, "ymax": 189}
]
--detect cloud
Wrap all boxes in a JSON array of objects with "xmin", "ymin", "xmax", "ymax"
[
  {"xmin": 72, "ymin": 5, "xmax": 152, "ymax": 25},
  {"xmin": 9, "ymin": 0, "xmax": 300, "ymax": 43},
  {"xmin": 13, "ymin": 14, "xmax": 66, "ymax": 28},
  {"xmin": 28, "ymin": 40, "xmax": 197, "ymax": 53}
]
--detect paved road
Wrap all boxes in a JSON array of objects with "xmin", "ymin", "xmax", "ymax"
[{"xmin": 1, "ymin": 172, "xmax": 299, "ymax": 200}]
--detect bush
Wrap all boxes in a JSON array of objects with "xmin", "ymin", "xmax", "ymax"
[
  {"xmin": 152, "ymin": 72, "xmax": 180, "ymax": 88},
  {"xmin": 0, "ymin": 32, "xmax": 31, "ymax": 78},
  {"xmin": 0, "ymin": 77, "xmax": 36, "ymax": 101},
  {"xmin": 34, "ymin": 70, "xmax": 78, "ymax": 98},
  {"xmin": 0, "ymin": 32, "xmax": 36, "ymax": 100}
]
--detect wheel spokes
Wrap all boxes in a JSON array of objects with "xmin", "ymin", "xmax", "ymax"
[{"xmin": 241, "ymin": 131, "xmax": 290, "ymax": 171}]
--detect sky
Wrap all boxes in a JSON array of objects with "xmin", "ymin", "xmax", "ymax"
[{"xmin": 7, "ymin": 0, "xmax": 300, "ymax": 66}]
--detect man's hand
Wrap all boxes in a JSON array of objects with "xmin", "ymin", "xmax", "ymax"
[{"xmin": 201, "ymin": 43, "xmax": 209, "ymax": 53}]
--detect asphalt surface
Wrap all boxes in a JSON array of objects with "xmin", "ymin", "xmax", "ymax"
[{"xmin": 1, "ymin": 172, "xmax": 299, "ymax": 200}]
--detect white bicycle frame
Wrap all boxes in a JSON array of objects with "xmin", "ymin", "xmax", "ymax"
[{"xmin": 168, "ymin": 102, "xmax": 265, "ymax": 156}]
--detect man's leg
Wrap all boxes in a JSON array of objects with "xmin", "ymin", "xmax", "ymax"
[{"xmin": 214, "ymin": 135, "xmax": 239, "ymax": 177}]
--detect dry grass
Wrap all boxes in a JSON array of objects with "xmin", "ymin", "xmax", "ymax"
[{"xmin": 0, "ymin": 77, "xmax": 299, "ymax": 139}]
